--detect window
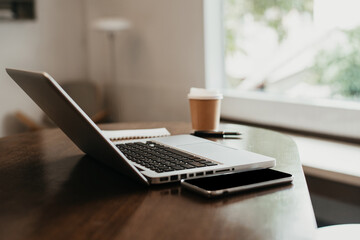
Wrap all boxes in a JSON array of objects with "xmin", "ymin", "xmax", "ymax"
[{"xmin": 204, "ymin": 0, "xmax": 360, "ymax": 139}]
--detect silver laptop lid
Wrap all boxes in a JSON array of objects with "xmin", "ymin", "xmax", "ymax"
[{"xmin": 6, "ymin": 68, "xmax": 149, "ymax": 185}]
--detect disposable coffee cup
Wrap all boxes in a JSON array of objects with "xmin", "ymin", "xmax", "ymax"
[{"xmin": 188, "ymin": 88, "xmax": 223, "ymax": 131}]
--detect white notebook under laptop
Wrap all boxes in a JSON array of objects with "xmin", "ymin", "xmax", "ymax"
[{"xmin": 6, "ymin": 68, "xmax": 275, "ymax": 185}]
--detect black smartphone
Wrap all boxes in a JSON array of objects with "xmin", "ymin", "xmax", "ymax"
[{"xmin": 181, "ymin": 169, "xmax": 293, "ymax": 198}]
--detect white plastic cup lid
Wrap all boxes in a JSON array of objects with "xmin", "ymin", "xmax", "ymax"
[{"xmin": 187, "ymin": 88, "xmax": 223, "ymax": 100}]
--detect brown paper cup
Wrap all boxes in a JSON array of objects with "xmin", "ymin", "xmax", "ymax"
[{"xmin": 189, "ymin": 98, "xmax": 221, "ymax": 131}]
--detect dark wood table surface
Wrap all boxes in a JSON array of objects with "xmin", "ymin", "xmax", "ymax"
[{"xmin": 0, "ymin": 122, "xmax": 317, "ymax": 240}]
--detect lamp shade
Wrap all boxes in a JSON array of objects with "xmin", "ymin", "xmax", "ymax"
[{"xmin": 93, "ymin": 18, "xmax": 131, "ymax": 32}]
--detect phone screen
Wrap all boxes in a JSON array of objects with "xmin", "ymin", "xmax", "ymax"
[{"xmin": 182, "ymin": 169, "xmax": 292, "ymax": 191}]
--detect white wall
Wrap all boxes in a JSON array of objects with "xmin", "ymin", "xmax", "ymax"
[
  {"xmin": 85, "ymin": 0, "xmax": 205, "ymax": 122},
  {"xmin": 0, "ymin": 0, "xmax": 206, "ymax": 137},
  {"xmin": 0, "ymin": 0, "xmax": 87, "ymax": 136}
]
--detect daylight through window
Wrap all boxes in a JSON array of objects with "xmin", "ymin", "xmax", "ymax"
[{"xmin": 224, "ymin": 0, "xmax": 360, "ymax": 103}]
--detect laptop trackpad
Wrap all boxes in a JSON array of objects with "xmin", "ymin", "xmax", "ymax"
[{"xmin": 177, "ymin": 142, "xmax": 267, "ymax": 165}]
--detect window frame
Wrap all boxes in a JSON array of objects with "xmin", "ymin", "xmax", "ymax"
[{"xmin": 203, "ymin": 0, "xmax": 360, "ymax": 140}]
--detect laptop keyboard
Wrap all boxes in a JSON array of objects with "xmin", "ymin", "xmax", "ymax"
[{"xmin": 116, "ymin": 141, "xmax": 218, "ymax": 173}]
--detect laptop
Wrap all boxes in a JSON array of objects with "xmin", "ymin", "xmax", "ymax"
[{"xmin": 6, "ymin": 68, "xmax": 275, "ymax": 185}]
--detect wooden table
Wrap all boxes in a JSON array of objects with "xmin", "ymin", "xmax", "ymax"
[{"xmin": 0, "ymin": 122, "xmax": 317, "ymax": 240}]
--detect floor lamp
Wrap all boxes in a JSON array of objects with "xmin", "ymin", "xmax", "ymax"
[
  {"xmin": 93, "ymin": 18, "xmax": 131, "ymax": 121},
  {"xmin": 93, "ymin": 18, "xmax": 131, "ymax": 84}
]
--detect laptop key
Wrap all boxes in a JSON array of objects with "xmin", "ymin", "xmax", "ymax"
[
  {"xmin": 188, "ymin": 161, "xmax": 206, "ymax": 167},
  {"xmin": 205, "ymin": 162, "xmax": 218, "ymax": 166},
  {"xmin": 172, "ymin": 166, "xmax": 185, "ymax": 171},
  {"xmin": 196, "ymin": 159, "xmax": 208, "ymax": 163},
  {"xmin": 180, "ymin": 164, "xmax": 196, "ymax": 169},
  {"xmin": 163, "ymin": 168, "xmax": 174, "ymax": 172}
]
